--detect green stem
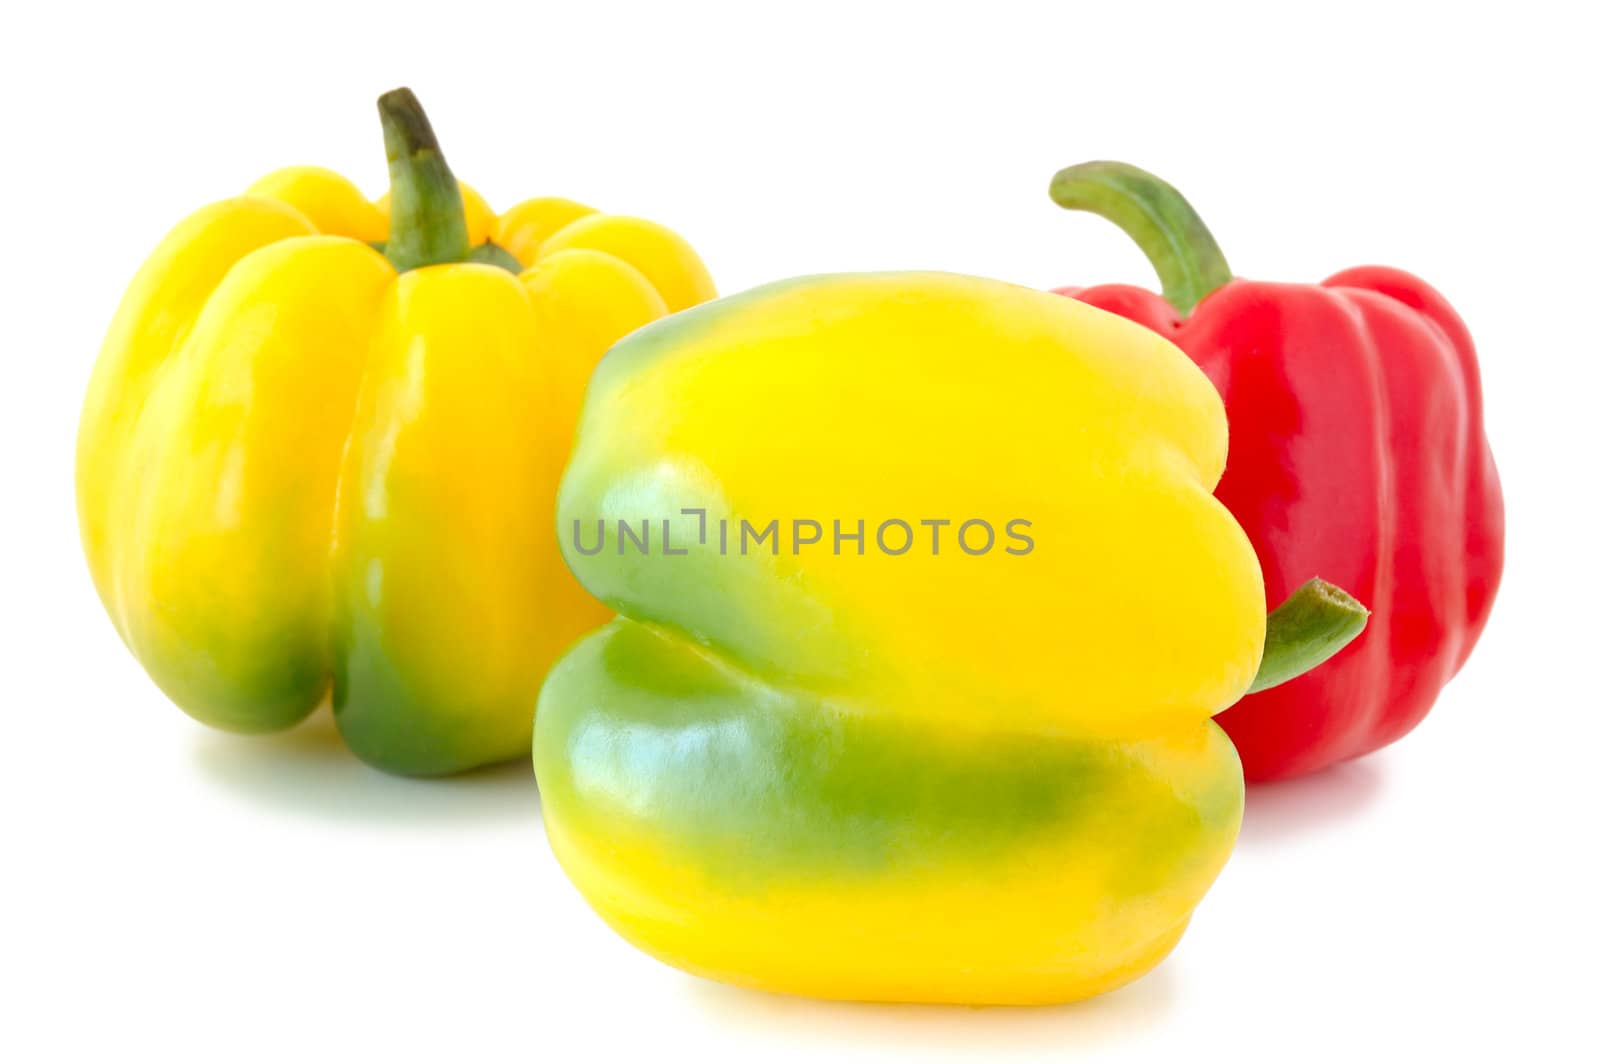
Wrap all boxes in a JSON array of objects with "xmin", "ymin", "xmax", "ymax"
[
  {"xmin": 377, "ymin": 88, "xmax": 470, "ymax": 272},
  {"xmin": 1247, "ymin": 578, "xmax": 1370, "ymax": 695},
  {"xmin": 1048, "ymin": 161, "xmax": 1233, "ymax": 316}
]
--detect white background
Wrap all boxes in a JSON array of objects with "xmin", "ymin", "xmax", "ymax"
[{"xmin": 4, "ymin": 2, "xmax": 1596, "ymax": 1060}]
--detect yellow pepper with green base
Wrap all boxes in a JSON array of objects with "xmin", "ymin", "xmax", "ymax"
[
  {"xmin": 76, "ymin": 89, "xmax": 714, "ymax": 776},
  {"xmin": 535, "ymin": 273, "xmax": 1368, "ymax": 1004}
]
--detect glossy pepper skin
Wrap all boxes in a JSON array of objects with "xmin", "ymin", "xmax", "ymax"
[
  {"xmin": 1050, "ymin": 162, "xmax": 1504, "ymax": 781},
  {"xmin": 535, "ymin": 273, "xmax": 1367, "ymax": 1005},
  {"xmin": 76, "ymin": 90, "xmax": 714, "ymax": 776}
]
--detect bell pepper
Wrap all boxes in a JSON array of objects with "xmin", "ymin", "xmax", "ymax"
[
  {"xmin": 1048, "ymin": 162, "xmax": 1504, "ymax": 780},
  {"xmin": 76, "ymin": 89, "xmax": 715, "ymax": 776},
  {"xmin": 534, "ymin": 272, "xmax": 1367, "ymax": 1005}
]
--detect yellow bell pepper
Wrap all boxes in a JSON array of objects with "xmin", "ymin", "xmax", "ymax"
[
  {"xmin": 76, "ymin": 88, "xmax": 715, "ymax": 776},
  {"xmin": 534, "ymin": 273, "xmax": 1367, "ymax": 1004}
]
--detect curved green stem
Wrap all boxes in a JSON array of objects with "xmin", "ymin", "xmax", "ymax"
[
  {"xmin": 378, "ymin": 88, "xmax": 470, "ymax": 272},
  {"xmin": 1247, "ymin": 578, "xmax": 1370, "ymax": 695},
  {"xmin": 1049, "ymin": 161, "xmax": 1233, "ymax": 316}
]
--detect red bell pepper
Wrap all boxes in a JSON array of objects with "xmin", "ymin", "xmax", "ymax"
[{"xmin": 1049, "ymin": 161, "xmax": 1504, "ymax": 781}]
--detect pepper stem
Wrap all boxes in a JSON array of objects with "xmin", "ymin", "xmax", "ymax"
[
  {"xmin": 1049, "ymin": 161, "xmax": 1233, "ymax": 316},
  {"xmin": 1247, "ymin": 578, "xmax": 1370, "ymax": 695},
  {"xmin": 378, "ymin": 88, "xmax": 470, "ymax": 272}
]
